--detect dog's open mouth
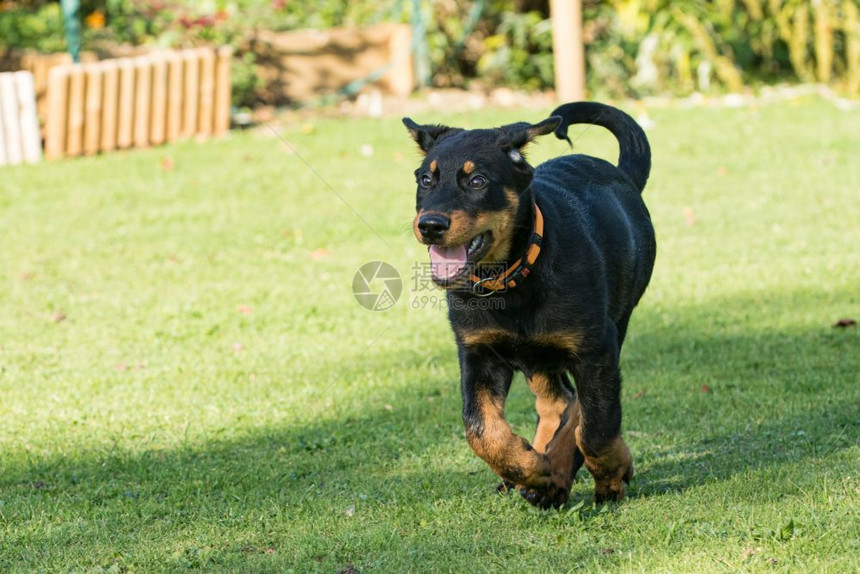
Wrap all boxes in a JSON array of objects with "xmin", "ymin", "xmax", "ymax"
[{"xmin": 428, "ymin": 231, "xmax": 493, "ymax": 287}]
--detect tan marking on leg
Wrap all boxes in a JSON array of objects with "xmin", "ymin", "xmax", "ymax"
[
  {"xmin": 458, "ymin": 328, "xmax": 513, "ymax": 348},
  {"xmin": 462, "ymin": 160, "xmax": 475, "ymax": 174},
  {"xmin": 528, "ymin": 374, "xmax": 580, "ymax": 500},
  {"xmin": 528, "ymin": 373, "xmax": 568, "ymax": 453},
  {"xmin": 534, "ymin": 397, "xmax": 580, "ymax": 455},
  {"xmin": 533, "ymin": 331, "xmax": 584, "ymax": 357},
  {"xmin": 532, "ymin": 404, "xmax": 560, "ymax": 454},
  {"xmin": 575, "ymin": 427, "xmax": 633, "ymax": 502},
  {"xmin": 541, "ymin": 401, "xmax": 580, "ymax": 502},
  {"xmin": 466, "ymin": 389, "xmax": 551, "ymax": 488}
]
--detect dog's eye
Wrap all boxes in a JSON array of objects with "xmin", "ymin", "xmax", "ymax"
[
  {"xmin": 468, "ymin": 175, "xmax": 487, "ymax": 189},
  {"xmin": 419, "ymin": 174, "xmax": 433, "ymax": 188}
]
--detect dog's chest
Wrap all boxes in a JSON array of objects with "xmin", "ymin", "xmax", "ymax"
[{"xmin": 456, "ymin": 326, "xmax": 581, "ymax": 371}]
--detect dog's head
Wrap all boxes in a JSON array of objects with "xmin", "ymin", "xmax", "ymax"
[{"xmin": 403, "ymin": 116, "xmax": 560, "ymax": 288}]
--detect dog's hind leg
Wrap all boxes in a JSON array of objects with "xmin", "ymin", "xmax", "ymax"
[
  {"xmin": 524, "ymin": 372, "xmax": 583, "ymax": 505},
  {"xmin": 530, "ymin": 372, "xmax": 585, "ymax": 476},
  {"xmin": 570, "ymin": 326, "xmax": 634, "ymax": 502},
  {"xmin": 530, "ymin": 372, "xmax": 578, "ymax": 453}
]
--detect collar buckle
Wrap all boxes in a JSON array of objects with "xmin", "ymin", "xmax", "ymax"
[{"xmin": 471, "ymin": 276, "xmax": 499, "ymax": 297}]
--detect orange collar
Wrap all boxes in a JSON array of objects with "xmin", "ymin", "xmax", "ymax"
[{"xmin": 470, "ymin": 200, "xmax": 544, "ymax": 295}]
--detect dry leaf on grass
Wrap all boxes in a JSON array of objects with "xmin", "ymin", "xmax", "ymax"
[{"xmin": 683, "ymin": 206, "xmax": 696, "ymax": 226}]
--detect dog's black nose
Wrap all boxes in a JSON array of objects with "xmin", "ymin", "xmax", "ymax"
[{"xmin": 418, "ymin": 214, "xmax": 450, "ymax": 240}]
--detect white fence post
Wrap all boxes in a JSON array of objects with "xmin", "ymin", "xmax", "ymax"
[
  {"xmin": 14, "ymin": 72, "xmax": 43, "ymax": 164},
  {"xmin": 0, "ymin": 71, "xmax": 41, "ymax": 166}
]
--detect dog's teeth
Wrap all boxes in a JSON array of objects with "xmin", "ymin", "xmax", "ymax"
[{"xmin": 469, "ymin": 237, "xmax": 480, "ymax": 251}]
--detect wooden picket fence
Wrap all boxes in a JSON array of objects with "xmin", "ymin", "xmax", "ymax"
[
  {"xmin": 2, "ymin": 51, "xmax": 91, "ymax": 125},
  {"xmin": 45, "ymin": 46, "xmax": 232, "ymax": 159},
  {"xmin": 0, "ymin": 71, "xmax": 42, "ymax": 166}
]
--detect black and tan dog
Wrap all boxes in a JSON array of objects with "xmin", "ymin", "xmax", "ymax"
[{"xmin": 403, "ymin": 102, "xmax": 656, "ymax": 508}]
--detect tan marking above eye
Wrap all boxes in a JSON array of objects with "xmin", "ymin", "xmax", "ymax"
[
  {"xmin": 429, "ymin": 159, "xmax": 438, "ymax": 172},
  {"xmin": 463, "ymin": 160, "xmax": 475, "ymax": 174}
]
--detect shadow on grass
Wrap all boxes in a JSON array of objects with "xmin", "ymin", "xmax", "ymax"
[{"xmin": 2, "ymin": 292, "xmax": 857, "ymax": 567}]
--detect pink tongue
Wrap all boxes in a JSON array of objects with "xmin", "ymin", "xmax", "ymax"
[{"xmin": 428, "ymin": 245, "xmax": 468, "ymax": 280}]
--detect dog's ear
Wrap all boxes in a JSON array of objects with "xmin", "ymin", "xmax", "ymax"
[
  {"xmin": 500, "ymin": 116, "xmax": 562, "ymax": 150},
  {"xmin": 402, "ymin": 118, "xmax": 462, "ymax": 154}
]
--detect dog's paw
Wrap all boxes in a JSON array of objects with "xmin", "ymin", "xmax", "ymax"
[
  {"xmin": 496, "ymin": 480, "xmax": 516, "ymax": 494},
  {"xmin": 576, "ymin": 430, "xmax": 634, "ymax": 503},
  {"xmin": 593, "ymin": 462, "xmax": 633, "ymax": 503},
  {"xmin": 518, "ymin": 480, "xmax": 570, "ymax": 509}
]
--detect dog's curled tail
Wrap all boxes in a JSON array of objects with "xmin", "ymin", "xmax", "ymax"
[{"xmin": 549, "ymin": 101, "xmax": 651, "ymax": 193}]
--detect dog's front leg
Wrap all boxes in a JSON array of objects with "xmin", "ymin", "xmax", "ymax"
[{"xmin": 459, "ymin": 350, "xmax": 564, "ymax": 508}]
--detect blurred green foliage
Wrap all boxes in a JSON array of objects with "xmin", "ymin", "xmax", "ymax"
[
  {"xmin": 0, "ymin": 0, "xmax": 395, "ymax": 106},
  {"xmin": 472, "ymin": 0, "xmax": 859, "ymax": 97},
  {"xmin": 0, "ymin": 2, "xmax": 66, "ymax": 52},
  {"xmin": 1, "ymin": 0, "xmax": 858, "ymax": 101},
  {"xmin": 581, "ymin": 0, "xmax": 859, "ymax": 97},
  {"xmin": 477, "ymin": 10, "xmax": 554, "ymax": 90}
]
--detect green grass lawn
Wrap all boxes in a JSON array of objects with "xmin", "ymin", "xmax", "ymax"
[{"xmin": 1, "ymin": 95, "xmax": 858, "ymax": 572}]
